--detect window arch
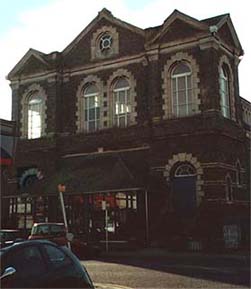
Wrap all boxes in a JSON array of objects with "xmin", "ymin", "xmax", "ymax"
[
  {"xmin": 218, "ymin": 56, "xmax": 236, "ymax": 120},
  {"xmin": 83, "ymin": 83, "xmax": 100, "ymax": 132},
  {"xmin": 113, "ymin": 77, "xmax": 131, "ymax": 128},
  {"xmin": 236, "ymin": 161, "xmax": 241, "ymax": 186},
  {"xmin": 162, "ymin": 52, "xmax": 200, "ymax": 119},
  {"xmin": 107, "ymin": 68, "xmax": 137, "ymax": 128},
  {"xmin": 174, "ymin": 163, "xmax": 196, "ymax": 177},
  {"xmin": 28, "ymin": 93, "xmax": 44, "ymax": 139},
  {"xmin": 226, "ymin": 175, "xmax": 233, "ymax": 201},
  {"xmin": 76, "ymin": 75, "xmax": 104, "ymax": 133},
  {"xmin": 21, "ymin": 84, "xmax": 47, "ymax": 139},
  {"xmin": 220, "ymin": 65, "xmax": 230, "ymax": 118},
  {"xmin": 171, "ymin": 62, "xmax": 193, "ymax": 117}
]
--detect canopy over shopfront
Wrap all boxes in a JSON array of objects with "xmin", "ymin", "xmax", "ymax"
[{"xmin": 20, "ymin": 148, "xmax": 150, "ymax": 196}]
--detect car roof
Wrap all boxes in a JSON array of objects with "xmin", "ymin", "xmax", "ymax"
[
  {"xmin": 0, "ymin": 229, "xmax": 20, "ymax": 232},
  {"xmin": 1, "ymin": 239, "xmax": 56, "ymax": 252},
  {"xmin": 33, "ymin": 223, "xmax": 65, "ymax": 226}
]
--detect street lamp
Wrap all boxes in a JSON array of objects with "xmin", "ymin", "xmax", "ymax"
[{"xmin": 58, "ymin": 184, "xmax": 71, "ymax": 250}]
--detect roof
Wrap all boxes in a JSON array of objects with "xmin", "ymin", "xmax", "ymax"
[{"xmin": 22, "ymin": 149, "xmax": 150, "ymax": 195}]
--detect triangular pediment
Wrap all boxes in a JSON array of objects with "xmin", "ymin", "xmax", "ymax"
[
  {"xmin": 62, "ymin": 8, "xmax": 144, "ymax": 56},
  {"xmin": 8, "ymin": 49, "xmax": 50, "ymax": 80},
  {"xmin": 149, "ymin": 10, "xmax": 208, "ymax": 45},
  {"xmin": 216, "ymin": 15, "xmax": 243, "ymax": 54}
]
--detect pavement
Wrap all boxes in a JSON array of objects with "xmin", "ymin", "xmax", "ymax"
[
  {"xmin": 94, "ymin": 283, "xmax": 132, "ymax": 289},
  {"xmin": 99, "ymin": 247, "xmax": 250, "ymax": 261}
]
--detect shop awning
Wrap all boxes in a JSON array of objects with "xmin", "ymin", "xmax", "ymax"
[{"xmin": 21, "ymin": 148, "xmax": 150, "ymax": 195}]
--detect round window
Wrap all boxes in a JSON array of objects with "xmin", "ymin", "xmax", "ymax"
[{"xmin": 99, "ymin": 34, "xmax": 113, "ymax": 52}]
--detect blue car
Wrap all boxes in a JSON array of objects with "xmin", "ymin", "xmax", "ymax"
[{"xmin": 0, "ymin": 240, "xmax": 94, "ymax": 288}]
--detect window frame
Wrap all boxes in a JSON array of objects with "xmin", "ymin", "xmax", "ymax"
[
  {"xmin": 220, "ymin": 66, "xmax": 231, "ymax": 118},
  {"xmin": 83, "ymin": 84, "xmax": 100, "ymax": 132},
  {"xmin": 171, "ymin": 63, "xmax": 193, "ymax": 117},
  {"xmin": 113, "ymin": 78, "xmax": 131, "ymax": 128}
]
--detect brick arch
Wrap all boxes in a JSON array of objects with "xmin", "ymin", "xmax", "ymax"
[
  {"xmin": 218, "ymin": 55, "xmax": 236, "ymax": 120},
  {"xmin": 20, "ymin": 83, "xmax": 47, "ymax": 138},
  {"xmin": 161, "ymin": 51, "xmax": 201, "ymax": 119},
  {"xmin": 106, "ymin": 68, "xmax": 137, "ymax": 127},
  {"xmin": 76, "ymin": 75, "xmax": 104, "ymax": 133},
  {"xmin": 163, "ymin": 153, "xmax": 204, "ymax": 206}
]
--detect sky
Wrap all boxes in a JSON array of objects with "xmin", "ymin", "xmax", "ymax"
[{"xmin": 0, "ymin": 0, "xmax": 250, "ymax": 120}]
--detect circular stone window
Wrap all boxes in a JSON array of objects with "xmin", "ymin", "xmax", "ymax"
[{"xmin": 99, "ymin": 33, "xmax": 113, "ymax": 53}]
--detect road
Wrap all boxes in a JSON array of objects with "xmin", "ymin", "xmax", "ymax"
[{"xmin": 82, "ymin": 254, "xmax": 250, "ymax": 289}]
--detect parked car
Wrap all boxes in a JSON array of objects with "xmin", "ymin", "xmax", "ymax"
[
  {"xmin": 0, "ymin": 240, "xmax": 94, "ymax": 288},
  {"xmin": 0, "ymin": 230, "xmax": 23, "ymax": 248},
  {"xmin": 28, "ymin": 223, "xmax": 101, "ymax": 259}
]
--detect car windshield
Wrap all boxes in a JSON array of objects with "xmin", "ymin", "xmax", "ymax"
[
  {"xmin": 0, "ymin": 231, "xmax": 19, "ymax": 241},
  {"xmin": 31, "ymin": 224, "xmax": 65, "ymax": 235}
]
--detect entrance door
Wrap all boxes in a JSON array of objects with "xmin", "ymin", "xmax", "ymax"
[{"xmin": 171, "ymin": 163, "xmax": 197, "ymax": 216}]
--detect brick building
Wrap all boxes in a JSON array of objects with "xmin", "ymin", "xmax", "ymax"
[{"xmin": 4, "ymin": 9, "xmax": 250, "ymax": 250}]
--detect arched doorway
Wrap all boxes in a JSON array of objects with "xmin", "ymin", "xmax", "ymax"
[{"xmin": 171, "ymin": 162, "xmax": 197, "ymax": 216}]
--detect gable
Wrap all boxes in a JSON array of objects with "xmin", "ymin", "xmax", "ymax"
[
  {"xmin": 63, "ymin": 16, "xmax": 145, "ymax": 69},
  {"xmin": 17, "ymin": 55, "xmax": 50, "ymax": 77},
  {"xmin": 218, "ymin": 22, "xmax": 242, "ymax": 54},
  {"xmin": 157, "ymin": 19, "xmax": 205, "ymax": 44},
  {"xmin": 8, "ymin": 49, "xmax": 50, "ymax": 80}
]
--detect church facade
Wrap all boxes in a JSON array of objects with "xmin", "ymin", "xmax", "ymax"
[{"xmin": 4, "ymin": 9, "xmax": 250, "ymax": 250}]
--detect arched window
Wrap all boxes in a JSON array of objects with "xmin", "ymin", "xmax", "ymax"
[
  {"xmin": 226, "ymin": 176, "xmax": 233, "ymax": 201},
  {"xmin": 83, "ymin": 84, "xmax": 100, "ymax": 132},
  {"xmin": 28, "ymin": 94, "xmax": 44, "ymax": 139},
  {"xmin": 113, "ymin": 78, "xmax": 130, "ymax": 128},
  {"xmin": 175, "ymin": 163, "xmax": 196, "ymax": 177},
  {"xmin": 220, "ymin": 66, "xmax": 230, "ymax": 118},
  {"xmin": 236, "ymin": 162, "xmax": 241, "ymax": 186},
  {"xmin": 171, "ymin": 62, "xmax": 193, "ymax": 117}
]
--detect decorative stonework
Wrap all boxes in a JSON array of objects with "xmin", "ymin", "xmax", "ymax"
[
  {"xmin": 218, "ymin": 55, "xmax": 236, "ymax": 121},
  {"xmin": 163, "ymin": 152, "xmax": 204, "ymax": 206},
  {"xmin": 91, "ymin": 26, "xmax": 119, "ymax": 60},
  {"xmin": 106, "ymin": 68, "xmax": 137, "ymax": 127},
  {"xmin": 20, "ymin": 83, "xmax": 47, "ymax": 138},
  {"xmin": 161, "ymin": 51, "xmax": 200, "ymax": 119},
  {"xmin": 76, "ymin": 75, "xmax": 104, "ymax": 133}
]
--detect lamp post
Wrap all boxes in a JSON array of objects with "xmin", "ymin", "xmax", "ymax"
[{"xmin": 58, "ymin": 184, "xmax": 71, "ymax": 250}]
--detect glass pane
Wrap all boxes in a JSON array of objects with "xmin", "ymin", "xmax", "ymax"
[
  {"xmin": 119, "ymin": 91, "xmax": 125, "ymax": 103},
  {"xmin": 172, "ymin": 79, "xmax": 177, "ymax": 93},
  {"xmin": 89, "ymin": 108, "xmax": 95, "ymax": 120},
  {"xmin": 178, "ymin": 90, "xmax": 186, "ymax": 104},
  {"xmin": 178, "ymin": 104, "xmax": 186, "ymax": 117},
  {"xmin": 178, "ymin": 77, "xmax": 186, "ymax": 90},
  {"xmin": 173, "ymin": 63, "xmax": 190, "ymax": 75},
  {"xmin": 114, "ymin": 78, "xmax": 129, "ymax": 89},
  {"xmin": 187, "ymin": 75, "xmax": 192, "ymax": 89},
  {"xmin": 119, "ymin": 115, "xmax": 126, "ymax": 127},
  {"xmin": 84, "ymin": 84, "xmax": 97, "ymax": 95}
]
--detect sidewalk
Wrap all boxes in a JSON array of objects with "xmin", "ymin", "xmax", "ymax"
[{"xmin": 100, "ymin": 247, "xmax": 250, "ymax": 261}]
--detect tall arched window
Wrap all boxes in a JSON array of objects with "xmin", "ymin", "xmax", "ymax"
[
  {"xmin": 83, "ymin": 83, "xmax": 100, "ymax": 132},
  {"xmin": 226, "ymin": 175, "xmax": 233, "ymax": 201},
  {"xmin": 171, "ymin": 62, "xmax": 193, "ymax": 117},
  {"xmin": 113, "ymin": 78, "xmax": 130, "ymax": 128},
  {"xmin": 236, "ymin": 161, "xmax": 241, "ymax": 186},
  {"xmin": 28, "ymin": 94, "xmax": 44, "ymax": 139},
  {"xmin": 220, "ymin": 66, "xmax": 230, "ymax": 118}
]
